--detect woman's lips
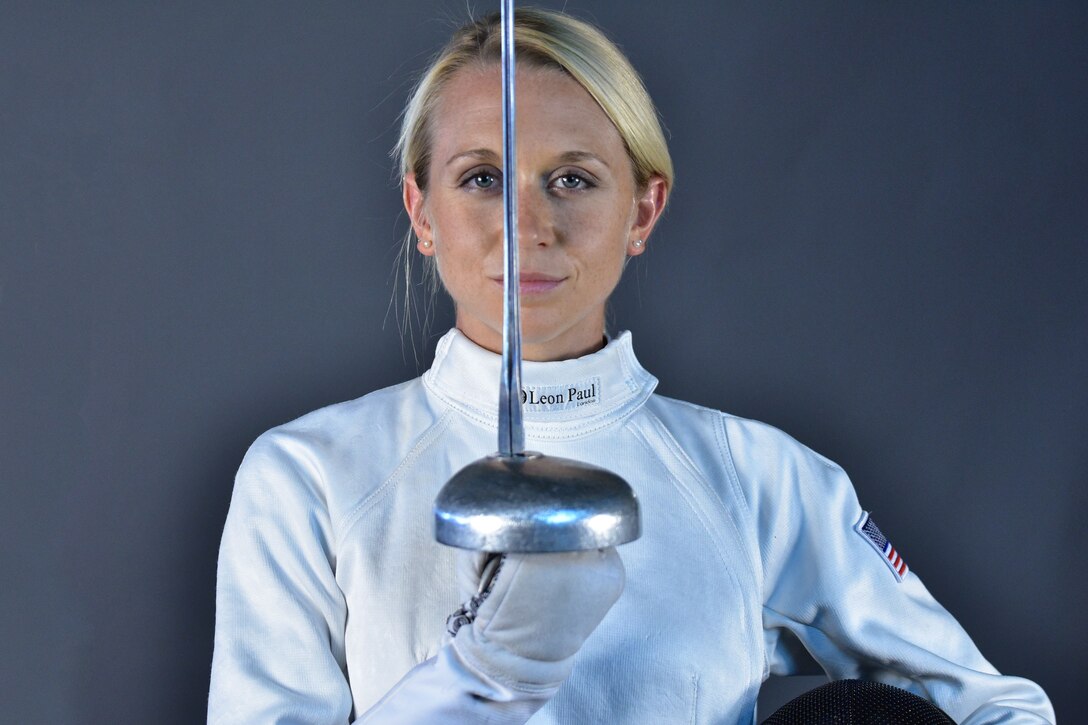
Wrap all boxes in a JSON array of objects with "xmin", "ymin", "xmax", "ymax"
[{"xmin": 491, "ymin": 275, "xmax": 566, "ymax": 294}]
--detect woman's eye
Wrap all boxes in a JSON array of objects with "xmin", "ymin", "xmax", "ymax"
[
  {"xmin": 464, "ymin": 172, "xmax": 498, "ymax": 189},
  {"xmin": 552, "ymin": 174, "xmax": 591, "ymax": 190}
]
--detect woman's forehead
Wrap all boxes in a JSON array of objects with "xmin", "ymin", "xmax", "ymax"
[{"xmin": 430, "ymin": 64, "xmax": 626, "ymax": 163}]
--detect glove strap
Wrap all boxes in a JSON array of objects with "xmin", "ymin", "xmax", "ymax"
[{"xmin": 447, "ymin": 554, "xmax": 505, "ymax": 636}]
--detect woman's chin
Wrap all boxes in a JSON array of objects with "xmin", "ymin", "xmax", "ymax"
[
  {"xmin": 519, "ymin": 321, "xmax": 606, "ymax": 361},
  {"xmin": 456, "ymin": 307, "xmax": 605, "ymax": 360}
]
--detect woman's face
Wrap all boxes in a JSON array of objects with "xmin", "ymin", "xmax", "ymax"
[{"xmin": 404, "ymin": 63, "xmax": 667, "ymax": 361}]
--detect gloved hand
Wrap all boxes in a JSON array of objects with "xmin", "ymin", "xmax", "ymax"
[
  {"xmin": 450, "ymin": 548, "xmax": 625, "ymax": 692},
  {"xmin": 355, "ymin": 549, "xmax": 624, "ymax": 723}
]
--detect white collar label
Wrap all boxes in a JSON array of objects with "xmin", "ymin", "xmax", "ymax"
[{"xmin": 521, "ymin": 376, "xmax": 601, "ymax": 413}]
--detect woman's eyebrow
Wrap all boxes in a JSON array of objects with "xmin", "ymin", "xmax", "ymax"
[
  {"xmin": 446, "ymin": 148, "xmax": 499, "ymax": 166},
  {"xmin": 446, "ymin": 148, "xmax": 610, "ymax": 169},
  {"xmin": 557, "ymin": 150, "xmax": 609, "ymax": 169}
]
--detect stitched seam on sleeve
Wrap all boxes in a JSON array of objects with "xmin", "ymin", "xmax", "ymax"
[
  {"xmin": 712, "ymin": 414, "xmax": 752, "ymax": 521},
  {"xmin": 689, "ymin": 672, "xmax": 700, "ymax": 725},
  {"xmin": 335, "ymin": 408, "xmax": 453, "ymax": 550},
  {"xmin": 630, "ymin": 413, "xmax": 763, "ymax": 689},
  {"xmin": 639, "ymin": 402, "xmax": 761, "ymax": 592},
  {"xmin": 712, "ymin": 413, "xmax": 768, "ymax": 679},
  {"xmin": 712, "ymin": 414, "xmax": 763, "ymax": 596}
]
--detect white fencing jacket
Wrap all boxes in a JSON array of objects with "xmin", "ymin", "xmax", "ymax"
[{"xmin": 209, "ymin": 329, "xmax": 1054, "ymax": 724}]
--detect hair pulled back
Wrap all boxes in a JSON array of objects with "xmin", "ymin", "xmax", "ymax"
[{"xmin": 394, "ymin": 7, "xmax": 674, "ymax": 194}]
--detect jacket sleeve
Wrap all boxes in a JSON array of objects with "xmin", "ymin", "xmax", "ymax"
[
  {"xmin": 723, "ymin": 417, "xmax": 1055, "ymax": 724},
  {"xmin": 208, "ymin": 431, "xmax": 552, "ymax": 724}
]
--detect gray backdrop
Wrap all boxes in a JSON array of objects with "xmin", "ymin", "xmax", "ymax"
[{"xmin": 2, "ymin": 1, "xmax": 1084, "ymax": 722}]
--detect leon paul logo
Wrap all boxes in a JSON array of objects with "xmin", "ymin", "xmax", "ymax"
[{"xmin": 520, "ymin": 376, "xmax": 601, "ymax": 411}]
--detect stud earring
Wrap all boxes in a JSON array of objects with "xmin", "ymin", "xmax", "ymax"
[
  {"xmin": 420, "ymin": 238, "xmax": 433, "ymax": 249},
  {"xmin": 632, "ymin": 238, "xmax": 645, "ymax": 249}
]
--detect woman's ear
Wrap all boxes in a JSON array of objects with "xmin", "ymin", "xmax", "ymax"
[
  {"xmin": 403, "ymin": 173, "xmax": 435, "ymax": 256},
  {"xmin": 627, "ymin": 175, "xmax": 668, "ymax": 256}
]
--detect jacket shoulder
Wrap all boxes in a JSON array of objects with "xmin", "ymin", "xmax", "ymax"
[
  {"xmin": 644, "ymin": 394, "xmax": 843, "ymax": 496},
  {"xmin": 645, "ymin": 393, "xmax": 825, "ymax": 457},
  {"xmin": 237, "ymin": 377, "xmax": 445, "ymax": 524},
  {"xmin": 268, "ymin": 378, "xmax": 426, "ymax": 441}
]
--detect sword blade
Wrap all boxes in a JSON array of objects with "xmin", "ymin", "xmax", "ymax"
[{"xmin": 497, "ymin": 0, "xmax": 524, "ymax": 457}]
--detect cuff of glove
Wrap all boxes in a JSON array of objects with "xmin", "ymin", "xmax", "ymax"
[{"xmin": 451, "ymin": 620, "xmax": 576, "ymax": 696}]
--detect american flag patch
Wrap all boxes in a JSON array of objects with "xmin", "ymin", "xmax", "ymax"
[{"xmin": 855, "ymin": 512, "xmax": 908, "ymax": 581}]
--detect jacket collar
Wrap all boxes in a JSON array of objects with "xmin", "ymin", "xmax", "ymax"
[{"xmin": 422, "ymin": 328, "xmax": 657, "ymax": 441}]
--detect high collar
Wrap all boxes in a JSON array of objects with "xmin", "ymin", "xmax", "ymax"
[{"xmin": 422, "ymin": 328, "xmax": 658, "ymax": 441}]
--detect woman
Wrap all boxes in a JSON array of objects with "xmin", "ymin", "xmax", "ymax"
[{"xmin": 208, "ymin": 9, "xmax": 1054, "ymax": 723}]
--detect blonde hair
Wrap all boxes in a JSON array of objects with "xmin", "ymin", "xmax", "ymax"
[
  {"xmin": 389, "ymin": 8, "xmax": 673, "ymax": 361},
  {"xmin": 394, "ymin": 7, "xmax": 673, "ymax": 193}
]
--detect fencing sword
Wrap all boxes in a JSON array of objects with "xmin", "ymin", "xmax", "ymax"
[{"xmin": 433, "ymin": 0, "xmax": 641, "ymax": 553}]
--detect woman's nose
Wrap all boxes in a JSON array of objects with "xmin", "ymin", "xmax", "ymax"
[{"xmin": 516, "ymin": 182, "xmax": 552, "ymax": 247}]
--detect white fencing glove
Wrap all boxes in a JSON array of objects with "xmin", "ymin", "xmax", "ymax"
[
  {"xmin": 449, "ymin": 549, "xmax": 625, "ymax": 694},
  {"xmin": 356, "ymin": 548, "xmax": 623, "ymax": 724}
]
